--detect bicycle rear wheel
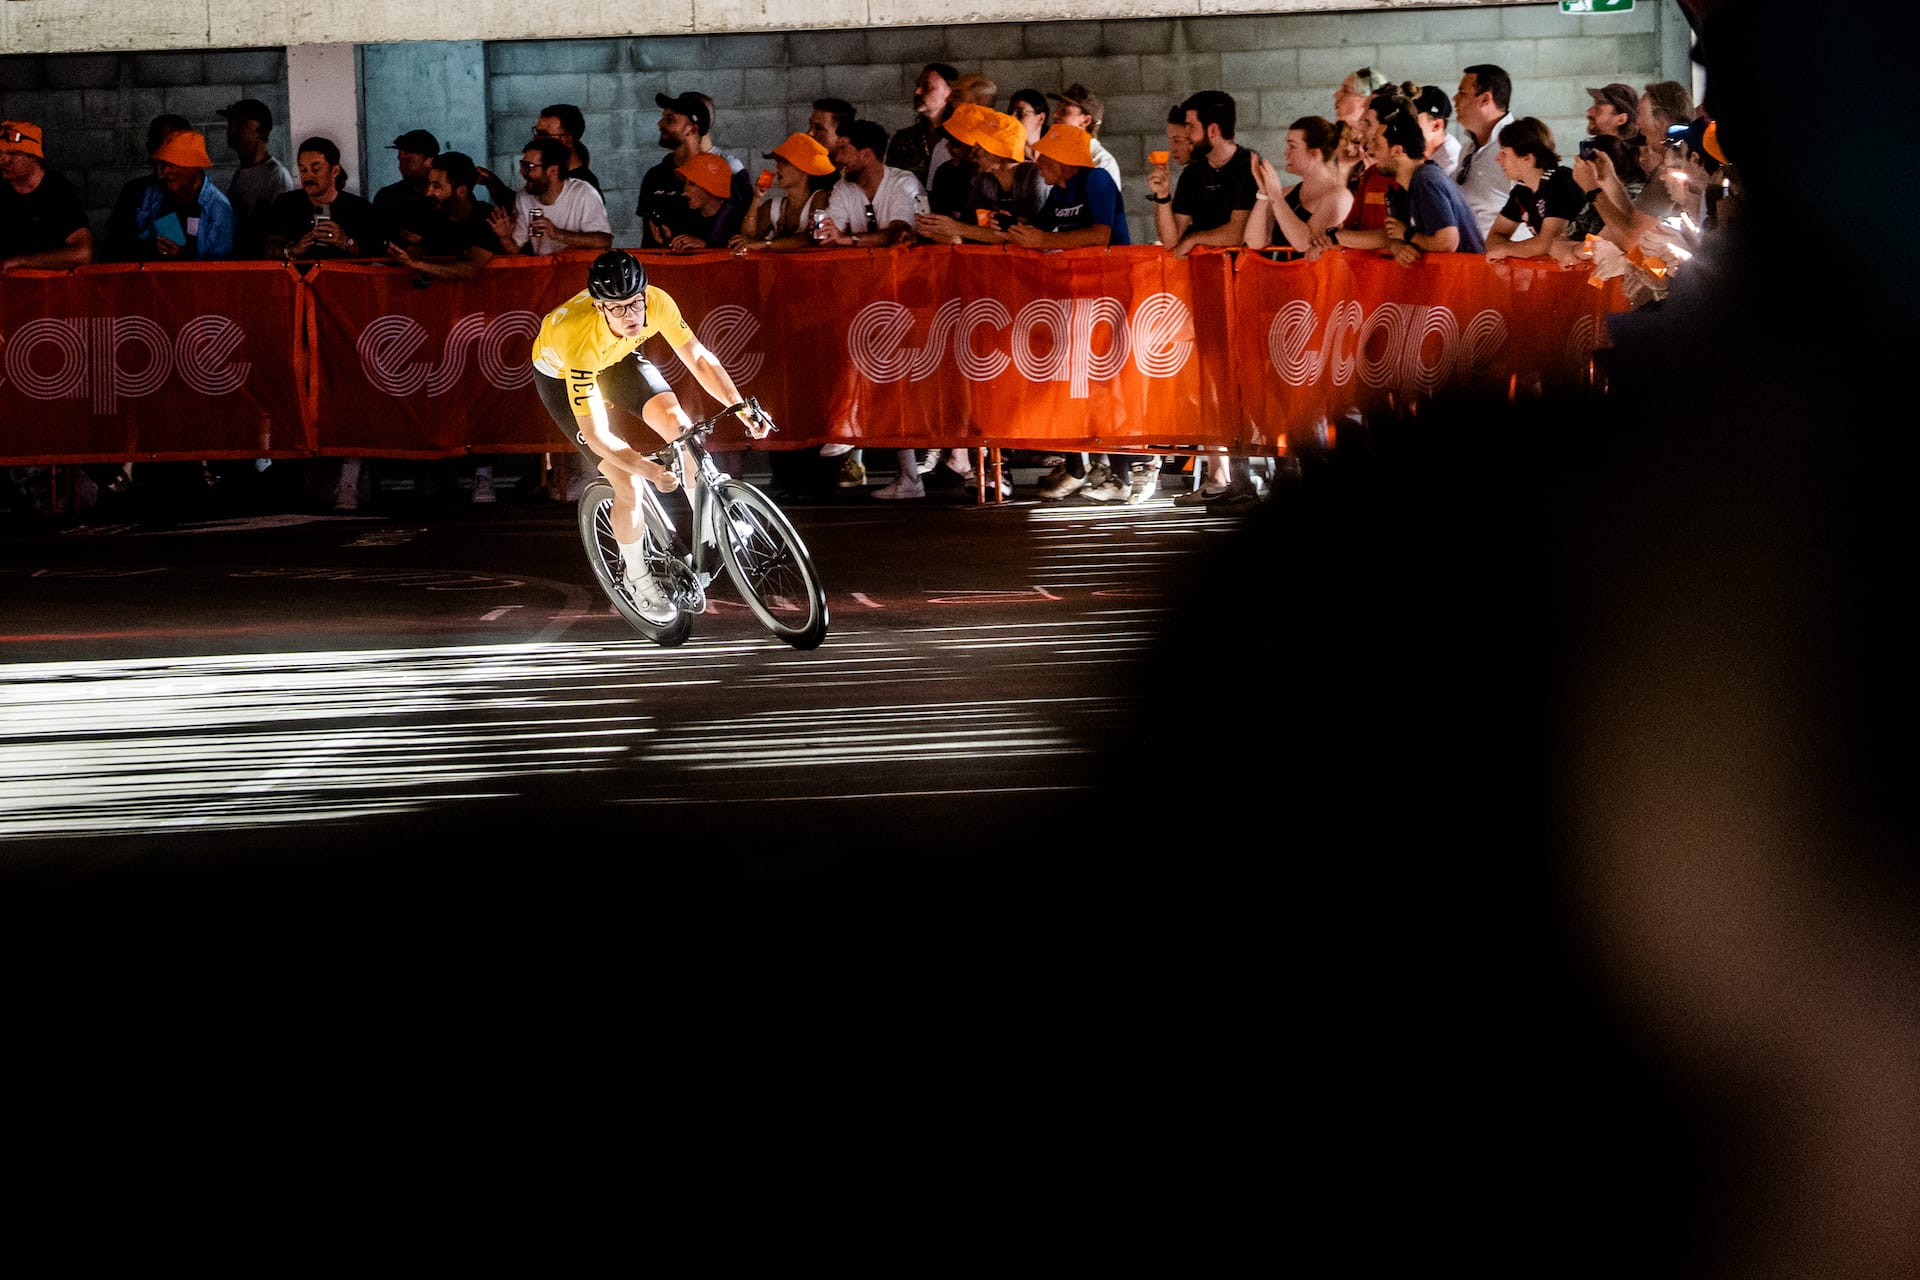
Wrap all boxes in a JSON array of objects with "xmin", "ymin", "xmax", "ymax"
[
  {"xmin": 577, "ymin": 478, "xmax": 695, "ymax": 646},
  {"xmin": 712, "ymin": 479, "xmax": 829, "ymax": 649}
]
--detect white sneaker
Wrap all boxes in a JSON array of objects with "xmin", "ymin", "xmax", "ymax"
[
  {"xmin": 620, "ymin": 565, "xmax": 677, "ymax": 624},
  {"xmin": 819, "ymin": 443, "xmax": 854, "ymax": 458},
  {"xmin": 1124, "ymin": 463, "xmax": 1162, "ymax": 505},
  {"xmin": 873, "ymin": 475, "xmax": 925, "ymax": 500}
]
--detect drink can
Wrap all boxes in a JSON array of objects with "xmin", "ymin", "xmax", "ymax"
[{"xmin": 811, "ymin": 209, "xmax": 830, "ymax": 240}]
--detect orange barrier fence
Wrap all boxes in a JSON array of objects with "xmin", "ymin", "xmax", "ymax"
[{"xmin": 0, "ymin": 247, "xmax": 1626, "ymax": 466}]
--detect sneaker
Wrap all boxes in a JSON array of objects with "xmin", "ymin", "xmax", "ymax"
[
  {"xmin": 1173, "ymin": 480, "xmax": 1231, "ymax": 508},
  {"xmin": 873, "ymin": 475, "xmax": 925, "ymax": 500},
  {"xmin": 1211, "ymin": 480, "xmax": 1262, "ymax": 509},
  {"xmin": 819, "ymin": 442, "xmax": 854, "ymax": 458},
  {"xmin": 620, "ymin": 564, "xmax": 677, "ymax": 625},
  {"xmin": 1036, "ymin": 466, "xmax": 1085, "ymax": 500},
  {"xmin": 332, "ymin": 480, "xmax": 358, "ymax": 512},
  {"xmin": 837, "ymin": 455, "xmax": 867, "ymax": 487},
  {"xmin": 1125, "ymin": 463, "xmax": 1162, "ymax": 506},
  {"xmin": 917, "ymin": 450, "xmax": 941, "ymax": 475},
  {"xmin": 1080, "ymin": 464, "xmax": 1125, "ymax": 502},
  {"xmin": 470, "ymin": 472, "xmax": 496, "ymax": 504}
]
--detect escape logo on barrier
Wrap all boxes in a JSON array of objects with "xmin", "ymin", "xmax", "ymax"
[
  {"xmin": 356, "ymin": 311, "xmax": 542, "ymax": 396},
  {"xmin": 846, "ymin": 294, "xmax": 1193, "ymax": 399},
  {"xmin": 0, "ymin": 316, "xmax": 251, "ymax": 414},
  {"xmin": 1265, "ymin": 301, "xmax": 1603, "ymax": 392}
]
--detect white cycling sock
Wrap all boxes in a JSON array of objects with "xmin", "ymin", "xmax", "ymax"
[{"xmin": 617, "ymin": 539, "xmax": 647, "ymax": 577}]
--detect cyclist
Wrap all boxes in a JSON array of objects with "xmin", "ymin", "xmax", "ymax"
[{"xmin": 532, "ymin": 248, "xmax": 766, "ymax": 620}]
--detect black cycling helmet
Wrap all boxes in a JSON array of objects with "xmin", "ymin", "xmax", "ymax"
[{"xmin": 586, "ymin": 249, "xmax": 646, "ymax": 301}]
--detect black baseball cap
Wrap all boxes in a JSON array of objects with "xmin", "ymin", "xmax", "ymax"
[
  {"xmin": 217, "ymin": 98, "xmax": 273, "ymax": 130},
  {"xmin": 387, "ymin": 129, "xmax": 440, "ymax": 155},
  {"xmin": 655, "ymin": 92, "xmax": 712, "ymax": 136},
  {"xmin": 1412, "ymin": 85, "xmax": 1451, "ymax": 120}
]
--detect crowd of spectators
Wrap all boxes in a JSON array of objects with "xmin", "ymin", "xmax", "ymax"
[{"xmin": 0, "ymin": 55, "xmax": 1734, "ymax": 523}]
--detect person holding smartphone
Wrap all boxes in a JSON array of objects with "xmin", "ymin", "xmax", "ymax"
[{"xmin": 261, "ymin": 135, "xmax": 379, "ymax": 262}]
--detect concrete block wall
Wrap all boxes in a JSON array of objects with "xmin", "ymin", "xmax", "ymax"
[
  {"xmin": 0, "ymin": 49, "xmax": 290, "ymax": 228},
  {"xmin": 2, "ymin": 4, "xmax": 1685, "ymax": 253}
]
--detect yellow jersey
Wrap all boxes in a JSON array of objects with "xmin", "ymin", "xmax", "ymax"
[{"xmin": 531, "ymin": 284, "xmax": 694, "ymax": 381}]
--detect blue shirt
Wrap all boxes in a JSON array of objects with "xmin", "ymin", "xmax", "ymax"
[
  {"xmin": 129, "ymin": 176, "xmax": 236, "ymax": 260},
  {"xmin": 1035, "ymin": 167, "xmax": 1130, "ymax": 244},
  {"xmin": 1391, "ymin": 161, "xmax": 1486, "ymax": 254}
]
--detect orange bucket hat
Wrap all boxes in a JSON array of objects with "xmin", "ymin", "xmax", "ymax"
[
  {"xmin": 152, "ymin": 130, "xmax": 213, "ymax": 168},
  {"xmin": 1, "ymin": 120, "xmax": 45, "ymax": 160},
  {"xmin": 677, "ymin": 152, "xmax": 735, "ymax": 200},
  {"xmin": 947, "ymin": 104, "xmax": 1025, "ymax": 163},
  {"xmin": 765, "ymin": 132, "xmax": 836, "ymax": 177},
  {"xmin": 1033, "ymin": 123, "xmax": 1095, "ymax": 170}
]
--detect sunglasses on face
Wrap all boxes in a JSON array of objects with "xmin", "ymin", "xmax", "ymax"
[{"xmin": 2, "ymin": 129, "xmax": 31, "ymax": 145}]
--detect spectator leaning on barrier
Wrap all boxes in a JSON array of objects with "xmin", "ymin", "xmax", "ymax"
[
  {"xmin": 375, "ymin": 129, "xmax": 440, "ymax": 248},
  {"xmin": 1149, "ymin": 90, "xmax": 1257, "ymax": 260},
  {"xmin": 0, "ymin": 121, "xmax": 94, "ymax": 274},
  {"xmin": 1554, "ymin": 132, "xmax": 1647, "ymax": 265},
  {"xmin": 1452, "ymin": 64, "xmax": 1519, "ymax": 238},
  {"xmin": 913, "ymin": 104, "xmax": 1042, "ymax": 245},
  {"xmin": 1247, "ymin": 116, "xmax": 1356, "ymax": 258},
  {"xmin": 103, "ymin": 113, "xmax": 192, "ymax": 261},
  {"xmin": 668, "ymin": 152, "xmax": 745, "ymax": 252},
  {"xmin": 637, "ymin": 91, "xmax": 717, "ymax": 249},
  {"xmin": 389, "ymin": 150, "xmax": 496, "ymax": 282},
  {"xmin": 492, "ymin": 136, "xmax": 612, "ymax": 257},
  {"xmin": 1484, "ymin": 117, "xmax": 1586, "ymax": 263},
  {"xmin": 732, "ymin": 132, "xmax": 836, "ymax": 255},
  {"xmin": 138, "ymin": 130, "xmax": 234, "ymax": 261},
  {"xmin": 263, "ymin": 136, "xmax": 380, "ymax": 262},
  {"xmin": 927, "ymin": 72, "xmax": 998, "ymax": 198},
  {"xmin": 1329, "ymin": 102, "xmax": 1486, "ymax": 263},
  {"xmin": 219, "ymin": 98, "xmax": 296, "ymax": 260},
  {"xmin": 819, "ymin": 119, "xmax": 925, "ymax": 249}
]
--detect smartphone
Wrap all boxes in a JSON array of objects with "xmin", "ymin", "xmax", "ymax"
[
  {"xmin": 1665, "ymin": 123, "xmax": 1690, "ymax": 153},
  {"xmin": 1578, "ymin": 139, "xmax": 1597, "ymax": 161}
]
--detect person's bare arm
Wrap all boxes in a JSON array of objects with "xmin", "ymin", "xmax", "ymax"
[
  {"xmin": 1007, "ymin": 222, "xmax": 1112, "ymax": 250},
  {"xmin": 1173, "ymin": 207, "xmax": 1251, "ymax": 257},
  {"xmin": 1, "ymin": 225, "xmax": 92, "ymax": 272}
]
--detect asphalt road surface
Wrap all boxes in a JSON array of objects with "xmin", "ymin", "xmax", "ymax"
[{"xmin": 2, "ymin": 453, "xmax": 1262, "ymax": 922}]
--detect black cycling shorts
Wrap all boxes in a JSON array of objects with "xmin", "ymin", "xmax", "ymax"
[{"xmin": 534, "ymin": 350, "xmax": 675, "ymax": 465}]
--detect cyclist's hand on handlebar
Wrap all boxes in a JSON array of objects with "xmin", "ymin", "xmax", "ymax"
[
  {"xmin": 642, "ymin": 458, "xmax": 680, "ymax": 493},
  {"xmin": 735, "ymin": 405, "xmax": 773, "ymax": 439}
]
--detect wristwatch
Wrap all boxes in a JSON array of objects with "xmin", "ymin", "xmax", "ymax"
[{"xmin": 1147, "ymin": 193, "xmax": 1171, "ymax": 205}]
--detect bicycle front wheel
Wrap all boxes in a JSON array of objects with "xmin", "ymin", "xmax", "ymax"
[
  {"xmin": 712, "ymin": 479, "xmax": 829, "ymax": 649},
  {"xmin": 577, "ymin": 478, "xmax": 695, "ymax": 647}
]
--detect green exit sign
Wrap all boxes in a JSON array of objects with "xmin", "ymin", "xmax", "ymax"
[{"xmin": 1561, "ymin": 0, "xmax": 1635, "ymax": 11}]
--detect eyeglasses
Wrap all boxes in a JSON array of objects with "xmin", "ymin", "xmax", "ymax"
[
  {"xmin": 596, "ymin": 298, "xmax": 645, "ymax": 320},
  {"xmin": 519, "ymin": 160, "xmax": 548, "ymax": 172}
]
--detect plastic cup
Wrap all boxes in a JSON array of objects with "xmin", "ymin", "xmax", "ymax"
[
  {"xmin": 975, "ymin": 209, "xmax": 993, "ymax": 228},
  {"xmin": 756, "ymin": 169, "xmax": 774, "ymax": 191},
  {"xmin": 1149, "ymin": 150, "xmax": 1170, "ymax": 166}
]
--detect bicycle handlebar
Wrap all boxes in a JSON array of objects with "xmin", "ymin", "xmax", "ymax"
[{"xmin": 647, "ymin": 396, "xmax": 776, "ymax": 465}]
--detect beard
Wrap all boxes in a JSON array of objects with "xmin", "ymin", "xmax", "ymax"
[{"xmin": 1191, "ymin": 137, "xmax": 1213, "ymax": 159}]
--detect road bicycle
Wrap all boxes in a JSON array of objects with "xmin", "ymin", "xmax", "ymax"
[{"xmin": 575, "ymin": 397, "xmax": 829, "ymax": 650}]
